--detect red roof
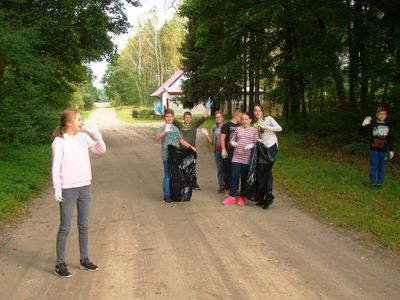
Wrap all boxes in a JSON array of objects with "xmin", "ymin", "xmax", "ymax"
[{"xmin": 150, "ymin": 68, "xmax": 185, "ymax": 97}]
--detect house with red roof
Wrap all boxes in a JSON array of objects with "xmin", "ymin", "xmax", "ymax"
[{"xmin": 150, "ymin": 68, "xmax": 205, "ymax": 116}]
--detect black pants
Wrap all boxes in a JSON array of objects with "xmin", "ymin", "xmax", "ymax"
[
  {"xmin": 255, "ymin": 144, "xmax": 278, "ymax": 202},
  {"xmin": 223, "ymin": 150, "xmax": 233, "ymax": 189}
]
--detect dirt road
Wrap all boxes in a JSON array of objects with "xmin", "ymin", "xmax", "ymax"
[{"xmin": 1, "ymin": 108, "xmax": 399, "ymax": 300}]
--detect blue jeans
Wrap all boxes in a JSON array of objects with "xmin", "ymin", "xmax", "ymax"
[
  {"xmin": 369, "ymin": 150, "xmax": 387, "ymax": 185},
  {"xmin": 214, "ymin": 151, "xmax": 225, "ymax": 187},
  {"xmin": 162, "ymin": 160, "xmax": 171, "ymax": 199},
  {"xmin": 229, "ymin": 162, "xmax": 250, "ymax": 197}
]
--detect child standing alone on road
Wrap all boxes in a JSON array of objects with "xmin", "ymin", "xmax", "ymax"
[
  {"xmin": 361, "ymin": 106, "xmax": 394, "ymax": 188},
  {"xmin": 223, "ymin": 112, "xmax": 258, "ymax": 206},
  {"xmin": 155, "ymin": 109, "xmax": 196, "ymax": 204},
  {"xmin": 51, "ymin": 109, "xmax": 106, "ymax": 278}
]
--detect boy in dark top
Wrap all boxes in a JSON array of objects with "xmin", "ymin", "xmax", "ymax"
[
  {"xmin": 360, "ymin": 106, "xmax": 394, "ymax": 188},
  {"xmin": 220, "ymin": 109, "xmax": 243, "ymax": 191},
  {"xmin": 174, "ymin": 102, "xmax": 212, "ymax": 190}
]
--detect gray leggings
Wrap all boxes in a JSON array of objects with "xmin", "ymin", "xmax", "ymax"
[{"xmin": 56, "ymin": 185, "xmax": 91, "ymax": 265}]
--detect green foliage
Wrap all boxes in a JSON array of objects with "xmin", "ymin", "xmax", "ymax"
[
  {"xmin": 0, "ymin": 0, "xmax": 140, "ymax": 144},
  {"xmin": 0, "ymin": 144, "xmax": 50, "ymax": 221},
  {"xmin": 102, "ymin": 12, "xmax": 186, "ymax": 107},
  {"xmin": 179, "ymin": 0, "xmax": 400, "ymax": 127}
]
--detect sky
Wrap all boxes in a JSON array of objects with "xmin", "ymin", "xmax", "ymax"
[{"xmin": 89, "ymin": 0, "xmax": 178, "ymax": 88}]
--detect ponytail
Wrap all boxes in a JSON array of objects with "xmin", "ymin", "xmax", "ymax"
[
  {"xmin": 51, "ymin": 126, "xmax": 65, "ymax": 141},
  {"xmin": 51, "ymin": 108, "xmax": 80, "ymax": 141}
]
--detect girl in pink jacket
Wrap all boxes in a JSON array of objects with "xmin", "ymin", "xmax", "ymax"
[{"xmin": 51, "ymin": 108, "xmax": 106, "ymax": 278}]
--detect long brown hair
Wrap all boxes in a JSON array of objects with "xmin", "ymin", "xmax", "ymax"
[
  {"xmin": 253, "ymin": 104, "xmax": 264, "ymax": 119},
  {"xmin": 51, "ymin": 108, "xmax": 80, "ymax": 141},
  {"xmin": 214, "ymin": 111, "xmax": 223, "ymax": 126}
]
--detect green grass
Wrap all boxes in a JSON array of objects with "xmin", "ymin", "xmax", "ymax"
[
  {"xmin": 115, "ymin": 107, "xmax": 162, "ymax": 124},
  {"xmin": 0, "ymin": 144, "xmax": 51, "ymax": 221},
  {"xmin": 81, "ymin": 109, "xmax": 95, "ymax": 120},
  {"xmin": 275, "ymin": 133, "xmax": 400, "ymax": 250}
]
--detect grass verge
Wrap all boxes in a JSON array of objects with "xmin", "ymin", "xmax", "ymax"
[
  {"xmin": 275, "ymin": 133, "xmax": 400, "ymax": 251},
  {"xmin": 0, "ymin": 144, "xmax": 51, "ymax": 222},
  {"xmin": 202, "ymin": 118, "xmax": 400, "ymax": 250},
  {"xmin": 115, "ymin": 106, "xmax": 162, "ymax": 124},
  {"xmin": 81, "ymin": 108, "xmax": 95, "ymax": 120}
]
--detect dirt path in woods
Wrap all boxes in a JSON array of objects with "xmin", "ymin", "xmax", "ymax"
[{"xmin": 1, "ymin": 107, "xmax": 399, "ymax": 300}]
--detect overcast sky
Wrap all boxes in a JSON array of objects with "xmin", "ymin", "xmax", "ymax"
[{"xmin": 89, "ymin": 0, "xmax": 177, "ymax": 88}]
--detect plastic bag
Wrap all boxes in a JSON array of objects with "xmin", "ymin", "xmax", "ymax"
[
  {"xmin": 244, "ymin": 147, "xmax": 257, "ymax": 201},
  {"xmin": 168, "ymin": 145, "xmax": 196, "ymax": 202},
  {"xmin": 257, "ymin": 141, "xmax": 275, "ymax": 165},
  {"xmin": 245, "ymin": 141, "xmax": 275, "ymax": 200}
]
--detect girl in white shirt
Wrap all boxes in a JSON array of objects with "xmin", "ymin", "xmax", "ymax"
[{"xmin": 253, "ymin": 104, "xmax": 282, "ymax": 209}]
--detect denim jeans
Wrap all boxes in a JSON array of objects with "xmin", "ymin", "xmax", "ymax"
[
  {"xmin": 162, "ymin": 160, "xmax": 171, "ymax": 199},
  {"xmin": 369, "ymin": 150, "xmax": 387, "ymax": 185},
  {"xmin": 223, "ymin": 150, "xmax": 234, "ymax": 190},
  {"xmin": 214, "ymin": 151, "xmax": 225, "ymax": 187},
  {"xmin": 229, "ymin": 162, "xmax": 250, "ymax": 197}
]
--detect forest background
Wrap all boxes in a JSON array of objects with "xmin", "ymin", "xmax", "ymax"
[{"xmin": 1, "ymin": 0, "xmax": 400, "ymax": 248}]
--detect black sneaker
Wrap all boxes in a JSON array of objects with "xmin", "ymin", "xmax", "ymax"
[
  {"xmin": 163, "ymin": 198, "xmax": 173, "ymax": 204},
  {"xmin": 80, "ymin": 258, "xmax": 99, "ymax": 272},
  {"xmin": 193, "ymin": 183, "xmax": 201, "ymax": 190},
  {"xmin": 54, "ymin": 263, "xmax": 72, "ymax": 278}
]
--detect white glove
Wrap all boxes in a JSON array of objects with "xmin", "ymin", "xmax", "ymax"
[
  {"xmin": 83, "ymin": 119, "xmax": 99, "ymax": 134},
  {"xmin": 389, "ymin": 151, "xmax": 394, "ymax": 160},
  {"xmin": 256, "ymin": 119, "xmax": 267, "ymax": 129},
  {"xmin": 54, "ymin": 190, "xmax": 64, "ymax": 202},
  {"xmin": 165, "ymin": 123, "xmax": 172, "ymax": 133},
  {"xmin": 222, "ymin": 149, "xmax": 228, "ymax": 159},
  {"xmin": 201, "ymin": 128, "xmax": 209, "ymax": 136},
  {"xmin": 362, "ymin": 116, "xmax": 372, "ymax": 127},
  {"xmin": 244, "ymin": 144, "xmax": 254, "ymax": 150},
  {"xmin": 230, "ymin": 141, "xmax": 238, "ymax": 147}
]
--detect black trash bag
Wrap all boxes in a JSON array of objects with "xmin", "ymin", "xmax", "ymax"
[
  {"xmin": 168, "ymin": 145, "xmax": 196, "ymax": 202},
  {"xmin": 245, "ymin": 141, "xmax": 275, "ymax": 201},
  {"xmin": 257, "ymin": 141, "xmax": 275, "ymax": 165},
  {"xmin": 244, "ymin": 146, "xmax": 257, "ymax": 201}
]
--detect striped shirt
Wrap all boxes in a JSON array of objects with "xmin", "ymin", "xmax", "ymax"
[{"xmin": 231, "ymin": 126, "xmax": 259, "ymax": 164}]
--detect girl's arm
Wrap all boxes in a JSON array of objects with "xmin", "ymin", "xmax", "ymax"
[
  {"xmin": 89, "ymin": 132, "xmax": 106, "ymax": 153},
  {"xmin": 51, "ymin": 139, "xmax": 63, "ymax": 194},
  {"xmin": 207, "ymin": 127, "xmax": 214, "ymax": 144},
  {"xmin": 230, "ymin": 127, "xmax": 239, "ymax": 144},
  {"xmin": 265, "ymin": 116, "xmax": 282, "ymax": 132}
]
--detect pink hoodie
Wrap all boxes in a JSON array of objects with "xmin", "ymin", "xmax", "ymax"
[{"xmin": 51, "ymin": 132, "xmax": 106, "ymax": 193}]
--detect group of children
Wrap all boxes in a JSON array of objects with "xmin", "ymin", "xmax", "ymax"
[
  {"xmin": 154, "ymin": 103, "xmax": 283, "ymax": 209},
  {"xmin": 50, "ymin": 105, "xmax": 394, "ymax": 279},
  {"xmin": 204, "ymin": 105, "xmax": 282, "ymax": 208}
]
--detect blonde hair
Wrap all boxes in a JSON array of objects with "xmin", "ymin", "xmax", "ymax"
[{"xmin": 51, "ymin": 108, "xmax": 80, "ymax": 141}]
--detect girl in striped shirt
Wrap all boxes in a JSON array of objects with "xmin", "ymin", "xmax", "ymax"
[{"xmin": 223, "ymin": 112, "xmax": 258, "ymax": 206}]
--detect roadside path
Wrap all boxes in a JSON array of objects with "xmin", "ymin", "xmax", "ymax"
[{"xmin": 0, "ymin": 108, "xmax": 399, "ymax": 299}]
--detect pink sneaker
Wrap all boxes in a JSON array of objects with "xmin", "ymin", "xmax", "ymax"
[
  {"xmin": 237, "ymin": 197, "xmax": 245, "ymax": 206},
  {"xmin": 222, "ymin": 196, "xmax": 236, "ymax": 206}
]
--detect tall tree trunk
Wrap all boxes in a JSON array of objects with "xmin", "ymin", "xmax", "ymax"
[
  {"xmin": 355, "ymin": 0, "xmax": 368, "ymax": 113},
  {"xmin": 255, "ymin": 67, "xmax": 260, "ymax": 105},
  {"xmin": 0, "ymin": 57, "xmax": 5, "ymax": 82},
  {"xmin": 317, "ymin": 19, "xmax": 347, "ymax": 109},
  {"xmin": 284, "ymin": 26, "xmax": 298, "ymax": 119},
  {"xmin": 249, "ymin": 68, "xmax": 254, "ymax": 113},
  {"xmin": 347, "ymin": 0, "xmax": 358, "ymax": 108},
  {"xmin": 299, "ymin": 71, "xmax": 306, "ymax": 118},
  {"xmin": 227, "ymin": 98, "xmax": 232, "ymax": 119},
  {"xmin": 242, "ymin": 33, "xmax": 248, "ymax": 112}
]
